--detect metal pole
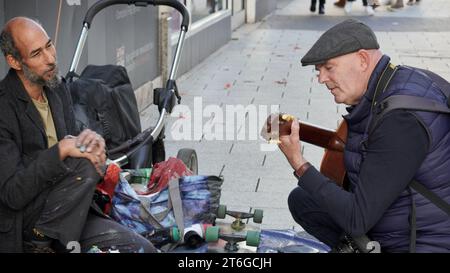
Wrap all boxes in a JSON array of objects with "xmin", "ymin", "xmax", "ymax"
[
  {"xmin": 110, "ymin": 156, "xmax": 128, "ymax": 166},
  {"xmin": 168, "ymin": 28, "xmax": 187, "ymax": 81},
  {"xmin": 151, "ymin": 108, "xmax": 167, "ymax": 139},
  {"xmin": 69, "ymin": 23, "xmax": 89, "ymax": 74}
]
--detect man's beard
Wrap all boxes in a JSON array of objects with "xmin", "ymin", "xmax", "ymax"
[{"xmin": 22, "ymin": 63, "xmax": 61, "ymax": 89}]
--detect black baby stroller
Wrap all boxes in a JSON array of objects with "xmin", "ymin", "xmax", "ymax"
[{"xmin": 66, "ymin": 0, "xmax": 198, "ymax": 174}]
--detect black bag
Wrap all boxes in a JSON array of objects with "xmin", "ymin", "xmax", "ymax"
[{"xmin": 68, "ymin": 65, "xmax": 142, "ymax": 150}]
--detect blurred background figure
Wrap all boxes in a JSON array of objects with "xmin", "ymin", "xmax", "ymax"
[
  {"xmin": 391, "ymin": 0, "xmax": 404, "ymax": 8},
  {"xmin": 334, "ymin": 0, "xmax": 346, "ymax": 7},
  {"xmin": 208, "ymin": 0, "xmax": 216, "ymax": 13},
  {"xmin": 344, "ymin": 0, "xmax": 375, "ymax": 15},
  {"xmin": 385, "ymin": 0, "xmax": 404, "ymax": 9},
  {"xmin": 407, "ymin": 0, "xmax": 420, "ymax": 5},
  {"xmin": 310, "ymin": 0, "xmax": 326, "ymax": 14},
  {"xmin": 370, "ymin": 0, "xmax": 381, "ymax": 9}
]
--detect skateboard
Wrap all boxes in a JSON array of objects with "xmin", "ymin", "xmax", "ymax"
[{"xmin": 205, "ymin": 205, "xmax": 264, "ymax": 253}]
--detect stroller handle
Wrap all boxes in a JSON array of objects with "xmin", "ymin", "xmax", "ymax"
[
  {"xmin": 84, "ymin": 0, "xmax": 190, "ymax": 30},
  {"xmin": 68, "ymin": 0, "xmax": 189, "ymax": 76}
]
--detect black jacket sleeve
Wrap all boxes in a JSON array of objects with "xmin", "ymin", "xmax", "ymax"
[
  {"xmin": 0, "ymin": 102, "xmax": 72, "ymax": 211},
  {"xmin": 297, "ymin": 110, "xmax": 429, "ymax": 236}
]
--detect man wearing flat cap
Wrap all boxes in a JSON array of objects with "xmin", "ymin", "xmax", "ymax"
[{"xmin": 278, "ymin": 19, "xmax": 450, "ymax": 252}]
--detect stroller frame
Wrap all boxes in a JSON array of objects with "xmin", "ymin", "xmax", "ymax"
[{"xmin": 67, "ymin": 0, "xmax": 197, "ymax": 173}]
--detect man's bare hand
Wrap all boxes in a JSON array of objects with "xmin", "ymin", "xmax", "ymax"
[
  {"xmin": 278, "ymin": 118, "xmax": 308, "ymax": 171},
  {"xmin": 58, "ymin": 131, "xmax": 106, "ymax": 176},
  {"xmin": 76, "ymin": 129, "xmax": 106, "ymax": 155}
]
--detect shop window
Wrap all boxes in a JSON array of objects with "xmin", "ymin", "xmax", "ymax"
[
  {"xmin": 170, "ymin": 0, "xmax": 227, "ymax": 32},
  {"xmin": 232, "ymin": 0, "xmax": 245, "ymax": 14},
  {"xmin": 187, "ymin": 0, "xmax": 226, "ymax": 22}
]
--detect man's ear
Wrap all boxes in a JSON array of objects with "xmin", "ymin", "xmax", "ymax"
[
  {"xmin": 6, "ymin": 54, "xmax": 22, "ymax": 71},
  {"xmin": 357, "ymin": 50, "xmax": 370, "ymax": 71}
]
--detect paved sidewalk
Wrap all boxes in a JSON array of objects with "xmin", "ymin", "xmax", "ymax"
[{"xmin": 140, "ymin": 0, "xmax": 450, "ymax": 230}]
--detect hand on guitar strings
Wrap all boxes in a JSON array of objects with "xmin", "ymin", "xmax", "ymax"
[{"xmin": 278, "ymin": 117, "xmax": 309, "ymax": 171}]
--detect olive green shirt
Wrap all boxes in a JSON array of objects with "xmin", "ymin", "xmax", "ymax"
[{"xmin": 32, "ymin": 92, "xmax": 58, "ymax": 148}]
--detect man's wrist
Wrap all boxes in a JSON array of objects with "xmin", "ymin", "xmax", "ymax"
[
  {"xmin": 58, "ymin": 140, "xmax": 67, "ymax": 160},
  {"xmin": 293, "ymin": 162, "xmax": 312, "ymax": 179}
]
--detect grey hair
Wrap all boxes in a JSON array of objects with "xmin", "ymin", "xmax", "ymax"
[{"xmin": 0, "ymin": 28, "xmax": 21, "ymax": 61}]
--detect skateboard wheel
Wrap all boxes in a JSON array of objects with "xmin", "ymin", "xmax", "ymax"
[
  {"xmin": 253, "ymin": 209, "xmax": 263, "ymax": 224},
  {"xmin": 170, "ymin": 227, "xmax": 181, "ymax": 242},
  {"xmin": 246, "ymin": 230, "xmax": 260, "ymax": 247},
  {"xmin": 217, "ymin": 204, "xmax": 227, "ymax": 219},
  {"xmin": 205, "ymin": 226, "xmax": 220, "ymax": 242}
]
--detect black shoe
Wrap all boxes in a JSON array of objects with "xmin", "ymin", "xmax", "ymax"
[
  {"xmin": 330, "ymin": 235, "xmax": 355, "ymax": 253},
  {"xmin": 23, "ymin": 228, "xmax": 56, "ymax": 253},
  {"xmin": 330, "ymin": 235, "xmax": 374, "ymax": 253},
  {"xmin": 23, "ymin": 240, "xmax": 55, "ymax": 253}
]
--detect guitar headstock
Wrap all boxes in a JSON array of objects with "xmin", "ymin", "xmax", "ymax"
[{"xmin": 260, "ymin": 113, "xmax": 295, "ymax": 143}]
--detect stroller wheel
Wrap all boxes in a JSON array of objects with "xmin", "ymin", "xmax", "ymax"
[
  {"xmin": 152, "ymin": 137, "xmax": 166, "ymax": 165},
  {"xmin": 177, "ymin": 148, "xmax": 198, "ymax": 175}
]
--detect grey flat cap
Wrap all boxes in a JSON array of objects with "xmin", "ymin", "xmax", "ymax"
[{"xmin": 301, "ymin": 19, "xmax": 379, "ymax": 66}]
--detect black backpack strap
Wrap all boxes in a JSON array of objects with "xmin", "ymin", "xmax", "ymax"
[
  {"xmin": 410, "ymin": 180, "xmax": 450, "ymax": 216},
  {"xmin": 378, "ymin": 95, "xmax": 450, "ymax": 114},
  {"xmin": 369, "ymin": 95, "xmax": 450, "ymax": 135},
  {"xmin": 367, "ymin": 63, "xmax": 398, "ymax": 135},
  {"xmin": 407, "ymin": 187, "xmax": 417, "ymax": 253},
  {"xmin": 371, "ymin": 62, "xmax": 398, "ymax": 113},
  {"xmin": 369, "ymin": 64, "xmax": 450, "ymax": 135},
  {"xmin": 408, "ymin": 180, "xmax": 450, "ymax": 253}
]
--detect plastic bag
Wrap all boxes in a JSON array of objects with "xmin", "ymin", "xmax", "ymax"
[{"xmin": 111, "ymin": 171, "xmax": 223, "ymax": 235}]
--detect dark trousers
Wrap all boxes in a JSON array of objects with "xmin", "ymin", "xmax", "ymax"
[
  {"xmin": 79, "ymin": 213, "xmax": 157, "ymax": 253},
  {"xmin": 23, "ymin": 158, "xmax": 156, "ymax": 253},
  {"xmin": 288, "ymin": 186, "xmax": 343, "ymax": 248},
  {"xmin": 311, "ymin": 0, "xmax": 326, "ymax": 6}
]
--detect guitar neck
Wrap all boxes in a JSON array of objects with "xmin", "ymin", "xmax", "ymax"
[{"xmin": 299, "ymin": 121, "xmax": 345, "ymax": 152}]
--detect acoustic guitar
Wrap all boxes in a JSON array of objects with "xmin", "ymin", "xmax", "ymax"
[{"xmin": 261, "ymin": 113, "xmax": 348, "ymax": 188}]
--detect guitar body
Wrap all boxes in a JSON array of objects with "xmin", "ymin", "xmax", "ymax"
[
  {"xmin": 262, "ymin": 114, "xmax": 348, "ymax": 188},
  {"xmin": 317, "ymin": 121, "xmax": 347, "ymax": 188}
]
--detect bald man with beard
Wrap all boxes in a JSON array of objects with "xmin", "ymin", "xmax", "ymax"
[{"xmin": 0, "ymin": 17, "xmax": 157, "ymax": 253}]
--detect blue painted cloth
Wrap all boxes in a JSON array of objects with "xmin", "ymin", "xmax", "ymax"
[{"xmin": 111, "ymin": 173, "xmax": 223, "ymax": 235}]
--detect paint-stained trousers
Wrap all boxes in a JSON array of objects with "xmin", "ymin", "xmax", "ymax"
[{"xmin": 23, "ymin": 158, "xmax": 157, "ymax": 253}]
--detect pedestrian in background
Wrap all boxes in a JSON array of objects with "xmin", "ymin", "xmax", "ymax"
[
  {"xmin": 337, "ymin": 0, "xmax": 380, "ymax": 10},
  {"xmin": 344, "ymin": 0, "xmax": 375, "ymax": 15},
  {"xmin": 310, "ymin": 0, "xmax": 326, "ymax": 15},
  {"xmin": 386, "ymin": 0, "xmax": 404, "ymax": 9},
  {"xmin": 334, "ymin": 0, "xmax": 346, "ymax": 7},
  {"xmin": 407, "ymin": 0, "xmax": 420, "ymax": 5}
]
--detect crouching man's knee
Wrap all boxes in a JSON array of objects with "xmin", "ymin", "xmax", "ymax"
[
  {"xmin": 288, "ymin": 187, "xmax": 323, "ymax": 221},
  {"xmin": 288, "ymin": 187, "xmax": 310, "ymax": 213}
]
